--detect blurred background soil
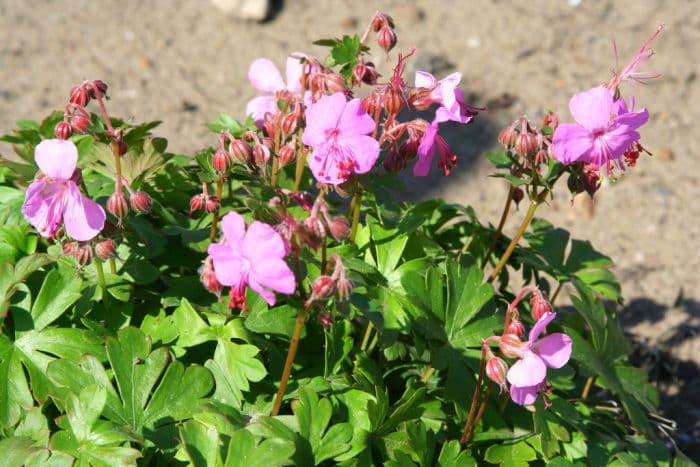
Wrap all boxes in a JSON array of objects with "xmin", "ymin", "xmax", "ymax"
[{"xmin": 1, "ymin": 0, "xmax": 698, "ymax": 458}]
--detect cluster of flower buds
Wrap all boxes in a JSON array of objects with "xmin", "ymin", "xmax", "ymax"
[
  {"xmin": 352, "ymin": 59, "xmax": 379, "ymax": 87},
  {"xmin": 107, "ymin": 177, "xmax": 152, "ymax": 223},
  {"xmin": 62, "ymin": 238, "xmax": 118, "ymax": 266},
  {"xmin": 498, "ymin": 113, "xmax": 558, "ymax": 169},
  {"xmin": 380, "ymin": 119, "xmax": 427, "ymax": 172},
  {"xmin": 369, "ymin": 12, "xmax": 397, "ymax": 52},
  {"xmin": 479, "ymin": 285, "xmax": 572, "ymax": 407},
  {"xmin": 305, "ymin": 254, "xmax": 353, "ymax": 307},
  {"xmin": 566, "ymin": 163, "xmax": 602, "ymax": 198},
  {"xmin": 54, "ymin": 80, "xmax": 109, "ymax": 140},
  {"xmin": 189, "ymin": 182, "xmax": 220, "ymax": 215}
]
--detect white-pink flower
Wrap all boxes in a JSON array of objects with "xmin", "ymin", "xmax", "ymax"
[
  {"xmin": 302, "ymin": 93, "xmax": 380, "ymax": 185},
  {"xmin": 245, "ymin": 54, "xmax": 306, "ymax": 126},
  {"xmin": 22, "ymin": 139, "xmax": 105, "ymax": 241}
]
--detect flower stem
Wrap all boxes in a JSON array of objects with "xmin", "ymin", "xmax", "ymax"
[
  {"xmin": 550, "ymin": 281, "xmax": 564, "ymax": 305},
  {"xmin": 349, "ymin": 187, "xmax": 363, "ymax": 243},
  {"xmin": 481, "ymin": 185, "xmax": 516, "ymax": 269},
  {"xmin": 461, "ymin": 349, "xmax": 488, "ymax": 446},
  {"xmin": 487, "ymin": 197, "xmax": 541, "ymax": 283},
  {"xmin": 271, "ymin": 308, "xmax": 307, "ymax": 416},
  {"xmin": 581, "ymin": 376, "xmax": 596, "ymax": 400},
  {"xmin": 465, "ymin": 382, "xmax": 492, "ymax": 443},
  {"xmin": 109, "ymin": 258, "xmax": 117, "ymax": 274},
  {"xmin": 95, "ymin": 258, "xmax": 108, "ymax": 302},
  {"xmin": 360, "ymin": 320, "xmax": 374, "ymax": 351},
  {"xmin": 209, "ymin": 178, "xmax": 225, "ymax": 242}
]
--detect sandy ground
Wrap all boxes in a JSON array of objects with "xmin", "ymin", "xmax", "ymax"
[{"xmin": 1, "ymin": 0, "xmax": 698, "ymax": 457}]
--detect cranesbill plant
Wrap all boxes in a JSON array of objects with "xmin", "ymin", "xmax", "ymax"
[{"xmin": 0, "ymin": 12, "xmax": 689, "ymax": 466}]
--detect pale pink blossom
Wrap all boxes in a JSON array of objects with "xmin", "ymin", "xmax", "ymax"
[
  {"xmin": 22, "ymin": 139, "xmax": 105, "ymax": 241},
  {"xmin": 507, "ymin": 312, "xmax": 572, "ymax": 405},
  {"xmin": 208, "ymin": 211, "xmax": 295, "ymax": 306},
  {"xmin": 302, "ymin": 92, "xmax": 380, "ymax": 185},
  {"xmin": 551, "ymin": 86, "xmax": 648, "ymax": 172},
  {"xmin": 246, "ymin": 54, "xmax": 306, "ymax": 126},
  {"xmin": 414, "ymin": 71, "xmax": 479, "ymax": 125}
]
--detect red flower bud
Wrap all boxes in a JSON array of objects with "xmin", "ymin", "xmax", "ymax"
[
  {"xmin": 328, "ymin": 216, "xmax": 350, "ymax": 241},
  {"xmin": 304, "ymin": 216, "xmax": 326, "ymax": 239},
  {"xmin": 107, "ymin": 191, "xmax": 129, "ymax": 219},
  {"xmin": 199, "ymin": 257, "xmax": 221, "ymax": 296},
  {"xmin": 281, "ymin": 111, "xmax": 298, "ymax": 136},
  {"xmin": 115, "ymin": 140, "xmax": 128, "ymax": 156},
  {"xmin": 377, "ymin": 26, "xmax": 397, "ymax": 51},
  {"xmin": 70, "ymin": 114, "xmax": 91, "ymax": 133},
  {"xmin": 486, "ymin": 356, "xmax": 509, "ymax": 392},
  {"xmin": 499, "ymin": 333, "xmax": 524, "ymax": 359},
  {"xmin": 318, "ymin": 311, "xmax": 334, "ymax": 329},
  {"xmin": 95, "ymin": 239, "xmax": 117, "ymax": 261},
  {"xmin": 229, "ymin": 139, "xmax": 252, "ymax": 164},
  {"xmin": 336, "ymin": 278, "xmax": 353, "ymax": 301},
  {"xmin": 253, "ymin": 143, "xmax": 270, "ymax": 166},
  {"xmin": 74, "ymin": 243, "xmax": 93, "ymax": 266},
  {"xmin": 505, "ymin": 319, "xmax": 526, "ymax": 337},
  {"xmin": 189, "ymin": 194, "xmax": 205, "ymax": 213},
  {"xmin": 512, "ymin": 187, "xmax": 524, "ymax": 207},
  {"xmin": 69, "ymin": 85, "xmax": 89, "ymax": 107},
  {"xmin": 205, "ymin": 196, "xmax": 220, "ymax": 213},
  {"xmin": 54, "ymin": 121, "xmax": 73, "ymax": 140},
  {"xmin": 278, "ymin": 142, "xmax": 296, "ymax": 167},
  {"xmin": 514, "ymin": 132, "xmax": 537, "ymax": 157},
  {"xmin": 530, "ymin": 291, "xmax": 552, "ymax": 321},
  {"xmin": 62, "ymin": 241, "xmax": 78, "ymax": 256},
  {"xmin": 87, "ymin": 79, "xmax": 108, "ymax": 99},
  {"xmin": 383, "ymin": 88, "xmax": 404, "ymax": 115},
  {"xmin": 498, "ymin": 126, "xmax": 516, "ymax": 148},
  {"xmin": 213, "ymin": 148, "xmax": 231, "ymax": 173},
  {"xmin": 130, "ymin": 191, "xmax": 152, "ymax": 214},
  {"xmin": 324, "ymin": 73, "xmax": 347, "ymax": 93},
  {"xmin": 312, "ymin": 275, "xmax": 336, "ymax": 300}
]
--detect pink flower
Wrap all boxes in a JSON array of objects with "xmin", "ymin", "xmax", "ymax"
[
  {"xmin": 507, "ymin": 312, "xmax": 572, "ymax": 405},
  {"xmin": 208, "ymin": 211, "xmax": 295, "ymax": 306},
  {"xmin": 302, "ymin": 93, "xmax": 380, "ymax": 185},
  {"xmin": 414, "ymin": 71, "xmax": 478, "ymax": 125},
  {"xmin": 22, "ymin": 139, "xmax": 105, "ymax": 241},
  {"xmin": 551, "ymin": 86, "xmax": 648, "ymax": 172},
  {"xmin": 246, "ymin": 54, "xmax": 306, "ymax": 126},
  {"xmin": 413, "ymin": 122, "xmax": 457, "ymax": 177}
]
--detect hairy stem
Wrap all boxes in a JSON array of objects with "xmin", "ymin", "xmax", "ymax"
[
  {"xmin": 582, "ymin": 376, "xmax": 596, "ymax": 400},
  {"xmin": 461, "ymin": 349, "xmax": 488, "ymax": 446},
  {"xmin": 465, "ymin": 383, "xmax": 492, "ymax": 443},
  {"xmin": 271, "ymin": 308, "xmax": 307, "ymax": 416},
  {"xmin": 487, "ymin": 197, "xmax": 541, "ymax": 283},
  {"xmin": 481, "ymin": 185, "xmax": 516, "ymax": 268},
  {"xmin": 208, "ymin": 178, "xmax": 225, "ymax": 242}
]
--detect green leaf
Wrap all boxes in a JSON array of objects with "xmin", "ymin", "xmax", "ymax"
[
  {"xmin": 30, "ymin": 268, "xmax": 82, "ymax": 331},
  {"xmin": 224, "ymin": 429, "xmax": 295, "ymax": 467},
  {"xmin": 65, "ymin": 384, "xmax": 107, "ymax": 441},
  {"xmin": 0, "ymin": 337, "xmax": 33, "ymax": 427},
  {"xmin": 296, "ymin": 387, "xmax": 353, "ymax": 464},
  {"xmin": 205, "ymin": 340, "xmax": 267, "ymax": 408},
  {"xmin": 324, "ymin": 320, "xmax": 353, "ymax": 377},
  {"xmin": 0, "ymin": 436, "xmax": 44, "ymax": 467},
  {"xmin": 437, "ymin": 440, "xmax": 477, "ymax": 466},
  {"xmin": 484, "ymin": 440, "xmax": 538, "ymax": 467},
  {"xmin": 178, "ymin": 419, "xmax": 222, "ymax": 467}
]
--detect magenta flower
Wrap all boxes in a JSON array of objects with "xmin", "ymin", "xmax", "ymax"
[
  {"xmin": 506, "ymin": 312, "xmax": 572, "ymax": 405},
  {"xmin": 413, "ymin": 122, "xmax": 457, "ymax": 176},
  {"xmin": 551, "ymin": 86, "xmax": 648, "ymax": 172},
  {"xmin": 302, "ymin": 92, "xmax": 380, "ymax": 185},
  {"xmin": 22, "ymin": 139, "xmax": 105, "ymax": 241},
  {"xmin": 414, "ymin": 71, "xmax": 477, "ymax": 125},
  {"xmin": 208, "ymin": 211, "xmax": 295, "ymax": 306},
  {"xmin": 246, "ymin": 54, "xmax": 306, "ymax": 126}
]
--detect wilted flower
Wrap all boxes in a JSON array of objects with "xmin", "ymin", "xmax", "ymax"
[
  {"xmin": 208, "ymin": 211, "xmax": 295, "ymax": 307},
  {"xmin": 302, "ymin": 93, "xmax": 380, "ymax": 184},
  {"xmin": 22, "ymin": 139, "xmax": 105, "ymax": 241}
]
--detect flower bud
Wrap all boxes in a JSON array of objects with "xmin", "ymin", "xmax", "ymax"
[
  {"xmin": 498, "ymin": 126, "xmax": 516, "ymax": 148},
  {"xmin": 70, "ymin": 114, "xmax": 91, "ymax": 133},
  {"xmin": 62, "ymin": 241, "xmax": 78, "ymax": 256},
  {"xmin": 189, "ymin": 194, "xmax": 205, "ymax": 213},
  {"xmin": 95, "ymin": 239, "xmax": 117, "ymax": 260},
  {"xmin": 312, "ymin": 275, "xmax": 336, "ymax": 300},
  {"xmin": 499, "ymin": 333, "xmax": 524, "ymax": 359},
  {"xmin": 324, "ymin": 73, "xmax": 347, "ymax": 93},
  {"xmin": 281, "ymin": 111, "xmax": 298, "ymax": 136},
  {"xmin": 204, "ymin": 196, "xmax": 220, "ymax": 213},
  {"xmin": 253, "ymin": 143, "xmax": 270, "ymax": 166},
  {"xmin": 486, "ymin": 356, "xmax": 509, "ymax": 392},
  {"xmin": 107, "ymin": 191, "xmax": 129, "ymax": 219},
  {"xmin": 530, "ymin": 291, "xmax": 552, "ymax": 321},
  {"xmin": 199, "ymin": 256, "xmax": 221, "ymax": 296},
  {"xmin": 213, "ymin": 148, "xmax": 231, "ymax": 173},
  {"xmin": 69, "ymin": 85, "xmax": 89, "ymax": 107},
  {"xmin": 328, "ymin": 216, "xmax": 350, "ymax": 241},
  {"xmin": 54, "ymin": 121, "xmax": 73, "ymax": 140},
  {"xmin": 514, "ymin": 132, "xmax": 537, "ymax": 157},
  {"xmin": 229, "ymin": 139, "xmax": 252, "ymax": 164},
  {"xmin": 383, "ymin": 87, "xmax": 404, "ymax": 115},
  {"xmin": 377, "ymin": 26, "xmax": 397, "ymax": 51},
  {"xmin": 512, "ymin": 187, "xmax": 524, "ymax": 208},
  {"xmin": 361, "ymin": 94, "xmax": 380, "ymax": 116},
  {"xmin": 115, "ymin": 140, "xmax": 128, "ymax": 156},
  {"xmin": 318, "ymin": 310, "xmax": 334, "ymax": 329},
  {"xmin": 505, "ymin": 318, "xmax": 526, "ymax": 337},
  {"xmin": 278, "ymin": 141, "xmax": 296, "ymax": 167},
  {"xmin": 361, "ymin": 62, "xmax": 378, "ymax": 85},
  {"xmin": 352, "ymin": 63, "xmax": 367, "ymax": 85},
  {"xmin": 74, "ymin": 243, "xmax": 93, "ymax": 266},
  {"xmin": 582, "ymin": 167, "xmax": 600, "ymax": 197},
  {"xmin": 543, "ymin": 112, "xmax": 559, "ymax": 132},
  {"xmin": 304, "ymin": 216, "xmax": 326, "ymax": 239},
  {"xmin": 130, "ymin": 191, "xmax": 152, "ymax": 214},
  {"xmin": 336, "ymin": 278, "xmax": 353, "ymax": 301},
  {"xmin": 87, "ymin": 79, "xmax": 108, "ymax": 99}
]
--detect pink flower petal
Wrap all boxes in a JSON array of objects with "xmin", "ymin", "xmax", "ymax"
[
  {"xmin": 63, "ymin": 183, "xmax": 105, "ymax": 241},
  {"xmin": 535, "ymin": 333, "xmax": 573, "ymax": 369},
  {"xmin": 339, "ymin": 135, "xmax": 379, "ymax": 174},
  {"xmin": 528, "ymin": 311, "xmax": 557, "ymax": 343},
  {"xmin": 248, "ymin": 58, "xmax": 285, "ymax": 93},
  {"xmin": 507, "ymin": 351, "xmax": 546, "ymax": 387},
  {"xmin": 413, "ymin": 124, "xmax": 438, "ymax": 176},
  {"xmin": 251, "ymin": 257, "xmax": 295, "ymax": 295},
  {"xmin": 246, "ymin": 95, "xmax": 279, "ymax": 127},
  {"xmin": 248, "ymin": 276, "xmax": 276, "ymax": 306},
  {"xmin": 302, "ymin": 93, "xmax": 346, "ymax": 147},
  {"xmin": 307, "ymin": 144, "xmax": 345, "ymax": 185},
  {"xmin": 551, "ymin": 123, "xmax": 594, "ymax": 165},
  {"xmin": 510, "ymin": 384, "xmax": 539, "ymax": 405},
  {"xmin": 22, "ymin": 180, "xmax": 65, "ymax": 238},
  {"xmin": 569, "ymin": 86, "xmax": 613, "ymax": 130},
  {"xmin": 285, "ymin": 53, "xmax": 305, "ymax": 94},
  {"xmin": 437, "ymin": 72, "xmax": 462, "ymax": 109},
  {"xmin": 414, "ymin": 70, "xmax": 436, "ymax": 89},
  {"xmin": 337, "ymin": 98, "xmax": 376, "ymax": 136},
  {"xmin": 207, "ymin": 244, "xmax": 245, "ymax": 286},
  {"xmin": 220, "ymin": 211, "xmax": 247, "ymax": 244},
  {"xmin": 243, "ymin": 221, "xmax": 287, "ymax": 260},
  {"xmin": 35, "ymin": 139, "xmax": 78, "ymax": 180}
]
